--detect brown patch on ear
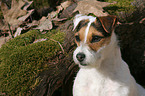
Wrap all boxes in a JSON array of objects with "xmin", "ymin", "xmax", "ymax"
[{"xmin": 98, "ymin": 15, "xmax": 118, "ymax": 33}]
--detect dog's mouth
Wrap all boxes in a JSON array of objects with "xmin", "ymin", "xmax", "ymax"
[{"xmin": 80, "ymin": 63, "xmax": 88, "ymax": 66}]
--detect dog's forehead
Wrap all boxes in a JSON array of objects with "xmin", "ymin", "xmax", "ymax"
[
  {"xmin": 73, "ymin": 14, "xmax": 96, "ymax": 43},
  {"xmin": 73, "ymin": 14, "xmax": 96, "ymax": 31}
]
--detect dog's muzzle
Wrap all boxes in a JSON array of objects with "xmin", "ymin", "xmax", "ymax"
[
  {"xmin": 76, "ymin": 53, "xmax": 85, "ymax": 62},
  {"xmin": 76, "ymin": 52, "xmax": 88, "ymax": 66}
]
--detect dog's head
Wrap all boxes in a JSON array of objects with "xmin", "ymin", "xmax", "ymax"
[{"xmin": 73, "ymin": 14, "xmax": 118, "ymax": 68}]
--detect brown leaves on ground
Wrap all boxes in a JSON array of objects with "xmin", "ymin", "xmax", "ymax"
[
  {"xmin": 0, "ymin": 0, "xmax": 114, "ymax": 38},
  {"xmin": 1, "ymin": 0, "xmax": 34, "ymax": 30},
  {"xmin": 35, "ymin": 17, "xmax": 52, "ymax": 31},
  {"xmin": 73, "ymin": 0, "xmax": 115, "ymax": 16}
]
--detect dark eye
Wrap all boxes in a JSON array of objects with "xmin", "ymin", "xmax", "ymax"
[
  {"xmin": 91, "ymin": 36, "xmax": 103, "ymax": 43},
  {"xmin": 75, "ymin": 35, "xmax": 80, "ymax": 42}
]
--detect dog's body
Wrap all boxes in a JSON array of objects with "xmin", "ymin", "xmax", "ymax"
[{"xmin": 73, "ymin": 14, "xmax": 145, "ymax": 96}]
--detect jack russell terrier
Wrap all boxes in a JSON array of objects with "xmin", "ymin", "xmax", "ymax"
[{"xmin": 72, "ymin": 14, "xmax": 145, "ymax": 96}]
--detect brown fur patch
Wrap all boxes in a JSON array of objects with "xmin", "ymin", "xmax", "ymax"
[
  {"xmin": 87, "ymin": 26, "xmax": 111, "ymax": 51},
  {"xmin": 88, "ymin": 37, "xmax": 111, "ymax": 51},
  {"xmin": 75, "ymin": 25, "xmax": 111, "ymax": 51},
  {"xmin": 75, "ymin": 26, "xmax": 86, "ymax": 46},
  {"xmin": 86, "ymin": 26, "xmax": 104, "ymax": 43}
]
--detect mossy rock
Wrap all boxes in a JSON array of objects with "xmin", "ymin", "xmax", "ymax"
[
  {"xmin": 103, "ymin": 0, "xmax": 136, "ymax": 22},
  {"xmin": 104, "ymin": 0, "xmax": 135, "ymax": 14},
  {"xmin": 0, "ymin": 29, "xmax": 65, "ymax": 95}
]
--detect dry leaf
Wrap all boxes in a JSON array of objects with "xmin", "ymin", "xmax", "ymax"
[
  {"xmin": 57, "ymin": 1, "xmax": 72, "ymax": 12},
  {"xmin": 18, "ymin": 9, "xmax": 34, "ymax": 21},
  {"xmin": 0, "ymin": 19, "xmax": 9, "ymax": 30},
  {"xmin": 1, "ymin": 0, "xmax": 34, "ymax": 29},
  {"xmin": 33, "ymin": 38, "xmax": 48, "ymax": 43},
  {"xmin": 59, "ymin": 3, "xmax": 77, "ymax": 19},
  {"xmin": 27, "ymin": 20, "xmax": 39, "ymax": 28},
  {"xmin": 46, "ymin": 1, "xmax": 71, "ymax": 27},
  {"xmin": 73, "ymin": 0, "xmax": 114, "ymax": 16},
  {"xmin": 48, "ymin": 11, "xmax": 58, "ymax": 20},
  {"xmin": 48, "ymin": 1, "xmax": 71, "ymax": 20},
  {"xmin": 35, "ymin": 17, "xmax": 53, "ymax": 31},
  {"xmin": 14, "ymin": 27, "xmax": 23, "ymax": 37},
  {"xmin": 23, "ymin": 0, "xmax": 33, "ymax": 10}
]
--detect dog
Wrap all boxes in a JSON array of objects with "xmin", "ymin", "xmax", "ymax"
[{"xmin": 72, "ymin": 14, "xmax": 145, "ymax": 96}]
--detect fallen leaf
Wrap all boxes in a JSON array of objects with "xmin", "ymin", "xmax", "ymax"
[
  {"xmin": 14, "ymin": 27, "xmax": 23, "ymax": 37},
  {"xmin": 52, "ymin": 18, "xmax": 67, "ymax": 21},
  {"xmin": 1, "ymin": 0, "xmax": 34, "ymax": 29},
  {"xmin": 57, "ymin": 1, "xmax": 72, "ymax": 12},
  {"xmin": 27, "ymin": 20, "xmax": 39, "ymax": 28},
  {"xmin": 59, "ymin": 3, "xmax": 77, "ymax": 19},
  {"xmin": 47, "ymin": 11, "xmax": 58, "ymax": 20},
  {"xmin": 47, "ymin": 1, "xmax": 71, "ymax": 20},
  {"xmin": 33, "ymin": 38, "xmax": 48, "ymax": 43},
  {"xmin": 0, "ymin": 19, "xmax": 9, "ymax": 30},
  {"xmin": 35, "ymin": 17, "xmax": 53, "ymax": 31},
  {"xmin": 23, "ymin": 0, "xmax": 33, "ymax": 10},
  {"xmin": 73, "ymin": 0, "xmax": 115, "ymax": 16},
  {"xmin": 18, "ymin": 9, "xmax": 34, "ymax": 21}
]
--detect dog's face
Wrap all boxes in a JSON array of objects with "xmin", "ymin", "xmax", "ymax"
[{"xmin": 73, "ymin": 14, "xmax": 117, "ymax": 68}]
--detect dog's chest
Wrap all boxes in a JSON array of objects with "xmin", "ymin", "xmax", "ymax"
[{"xmin": 73, "ymin": 68, "xmax": 122, "ymax": 96}]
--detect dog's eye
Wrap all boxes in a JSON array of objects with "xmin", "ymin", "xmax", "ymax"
[
  {"xmin": 91, "ymin": 36, "xmax": 103, "ymax": 43},
  {"xmin": 75, "ymin": 35, "xmax": 80, "ymax": 42}
]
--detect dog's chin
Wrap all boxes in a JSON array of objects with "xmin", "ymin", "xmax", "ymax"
[
  {"xmin": 80, "ymin": 63, "xmax": 88, "ymax": 66},
  {"xmin": 77, "ymin": 59, "xmax": 102, "ymax": 68},
  {"xmin": 73, "ymin": 60, "xmax": 88, "ymax": 66}
]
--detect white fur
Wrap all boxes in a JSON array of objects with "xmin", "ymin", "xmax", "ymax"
[
  {"xmin": 73, "ymin": 15, "xmax": 145, "ymax": 96},
  {"xmin": 73, "ymin": 42, "xmax": 102, "ymax": 68},
  {"xmin": 73, "ymin": 14, "xmax": 96, "ymax": 43}
]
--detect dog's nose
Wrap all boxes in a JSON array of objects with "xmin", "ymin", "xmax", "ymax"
[{"xmin": 76, "ymin": 53, "xmax": 85, "ymax": 62}]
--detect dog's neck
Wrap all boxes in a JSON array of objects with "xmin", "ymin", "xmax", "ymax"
[
  {"xmin": 93, "ymin": 32, "xmax": 125, "ymax": 76},
  {"xmin": 101, "ymin": 32, "xmax": 121, "ymax": 62}
]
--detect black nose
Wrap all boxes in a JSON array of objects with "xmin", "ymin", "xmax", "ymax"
[{"xmin": 76, "ymin": 53, "xmax": 85, "ymax": 62}]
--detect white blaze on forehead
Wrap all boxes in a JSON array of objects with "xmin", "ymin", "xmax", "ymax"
[{"xmin": 73, "ymin": 14, "xmax": 96, "ymax": 43}]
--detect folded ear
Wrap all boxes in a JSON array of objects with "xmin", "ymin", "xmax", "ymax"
[{"xmin": 98, "ymin": 15, "xmax": 118, "ymax": 33}]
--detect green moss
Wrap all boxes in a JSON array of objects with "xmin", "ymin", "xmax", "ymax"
[
  {"xmin": 103, "ymin": 0, "xmax": 135, "ymax": 22},
  {"xmin": 104, "ymin": 0, "xmax": 135, "ymax": 14},
  {"xmin": 0, "ymin": 29, "xmax": 65, "ymax": 95}
]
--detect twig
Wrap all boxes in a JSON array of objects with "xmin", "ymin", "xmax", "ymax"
[
  {"xmin": 140, "ymin": 18, "xmax": 145, "ymax": 24},
  {"xmin": 8, "ymin": 23, "xmax": 14, "ymax": 38},
  {"xmin": 50, "ymin": 39, "xmax": 65, "ymax": 54}
]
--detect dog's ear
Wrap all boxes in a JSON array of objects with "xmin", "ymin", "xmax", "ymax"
[{"xmin": 98, "ymin": 15, "xmax": 118, "ymax": 33}]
